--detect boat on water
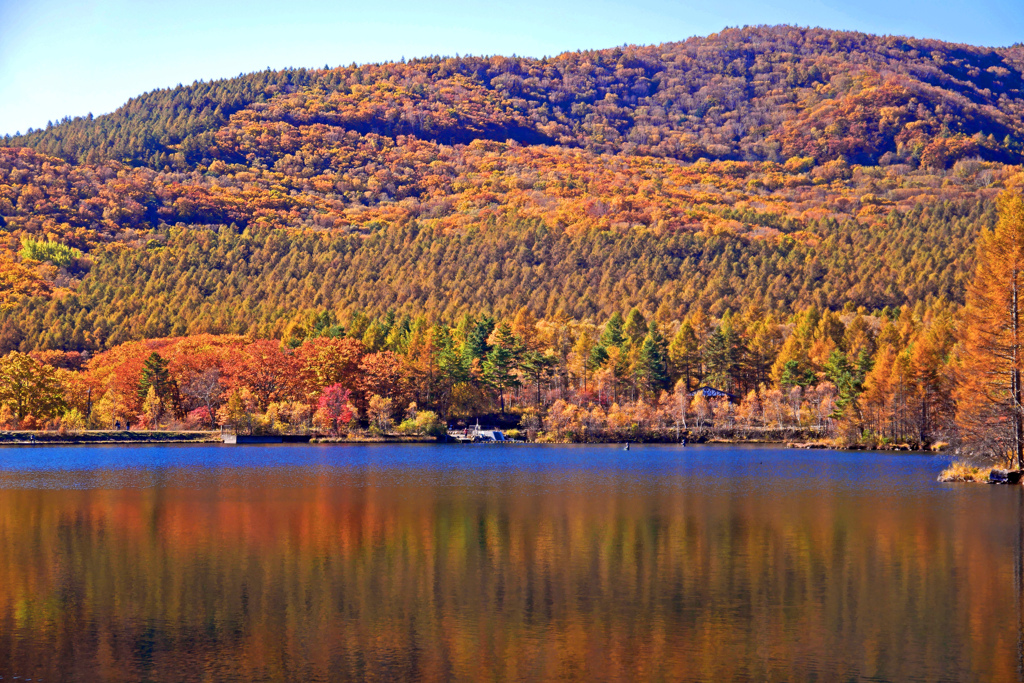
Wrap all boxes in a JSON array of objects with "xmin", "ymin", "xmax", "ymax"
[{"xmin": 447, "ymin": 420, "xmax": 515, "ymax": 443}]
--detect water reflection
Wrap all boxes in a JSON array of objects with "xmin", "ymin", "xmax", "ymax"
[{"xmin": 0, "ymin": 445, "xmax": 1020, "ymax": 681}]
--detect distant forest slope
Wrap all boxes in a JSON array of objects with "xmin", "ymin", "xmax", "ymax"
[
  {"xmin": 7, "ymin": 26, "xmax": 1024, "ymax": 167},
  {"xmin": 0, "ymin": 25, "xmax": 1022, "ymax": 352}
]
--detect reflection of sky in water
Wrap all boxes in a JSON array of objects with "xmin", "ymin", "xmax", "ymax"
[{"xmin": 0, "ymin": 443, "xmax": 960, "ymax": 497}]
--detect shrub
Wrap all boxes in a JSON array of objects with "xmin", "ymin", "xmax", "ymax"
[
  {"xmin": 19, "ymin": 237, "xmax": 82, "ymax": 267},
  {"xmin": 414, "ymin": 410, "xmax": 445, "ymax": 436},
  {"xmin": 185, "ymin": 407, "xmax": 214, "ymax": 429},
  {"xmin": 396, "ymin": 418, "xmax": 418, "ymax": 435},
  {"xmin": 62, "ymin": 409, "xmax": 86, "ymax": 432},
  {"xmin": 395, "ymin": 411, "xmax": 445, "ymax": 436}
]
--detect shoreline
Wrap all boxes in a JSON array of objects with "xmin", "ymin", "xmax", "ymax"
[
  {"xmin": 313, "ymin": 435, "xmax": 440, "ymax": 444},
  {"xmin": 0, "ymin": 429, "xmax": 945, "ymax": 452},
  {"xmin": 0, "ymin": 430, "xmax": 221, "ymax": 445},
  {"xmin": 0, "ymin": 431, "xmax": 443, "ymax": 446},
  {"xmin": 937, "ymin": 460, "xmax": 1023, "ymax": 484}
]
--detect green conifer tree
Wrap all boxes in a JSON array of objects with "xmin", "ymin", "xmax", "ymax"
[
  {"xmin": 483, "ymin": 323, "xmax": 521, "ymax": 412},
  {"xmin": 637, "ymin": 321, "xmax": 670, "ymax": 395},
  {"xmin": 138, "ymin": 352, "xmax": 171, "ymax": 402},
  {"xmin": 599, "ymin": 312, "xmax": 626, "ymax": 349},
  {"xmin": 623, "ymin": 308, "xmax": 648, "ymax": 347},
  {"xmin": 463, "ymin": 315, "xmax": 495, "ymax": 363}
]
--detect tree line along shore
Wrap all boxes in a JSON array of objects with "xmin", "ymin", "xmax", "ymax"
[{"xmin": 1, "ymin": 189, "xmax": 1023, "ymax": 467}]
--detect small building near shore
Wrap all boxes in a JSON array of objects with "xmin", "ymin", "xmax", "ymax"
[{"xmin": 691, "ymin": 386, "xmax": 733, "ymax": 401}]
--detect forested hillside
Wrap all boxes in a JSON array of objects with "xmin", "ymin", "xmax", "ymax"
[
  {"xmin": 8, "ymin": 25, "xmax": 1024, "ymax": 166},
  {"xmin": 0, "ymin": 25, "xmax": 1023, "ymax": 353}
]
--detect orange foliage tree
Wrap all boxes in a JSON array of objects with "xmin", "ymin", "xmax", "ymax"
[{"xmin": 956, "ymin": 188, "xmax": 1024, "ymax": 466}]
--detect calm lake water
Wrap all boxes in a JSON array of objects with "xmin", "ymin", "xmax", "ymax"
[{"xmin": 0, "ymin": 443, "xmax": 1020, "ymax": 681}]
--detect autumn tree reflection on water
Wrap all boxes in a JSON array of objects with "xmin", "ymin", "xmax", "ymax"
[{"xmin": 0, "ymin": 463, "xmax": 1021, "ymax": 681}]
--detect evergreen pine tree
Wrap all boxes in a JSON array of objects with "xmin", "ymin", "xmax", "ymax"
[
  {"xmin": 637, "ymin": 321, "xmax": 670, "ymax": 395},
  {"xmin": 482, "ymin": 323, "xmax": 521, "ymax": 412},
  {"xmin": 623, "ymin": 308, "xmax": 648, "ymax": 347},
  {"xmin": 138, "ymin": 352, "xmax": 171, "ymax": 402},
  {"xmin": 464, "ymin": 315, "xmax": 495, "ymax": 363},
  {"xmin": 599, "ymin": 312, "xmax": 626, "ymax": 349}
]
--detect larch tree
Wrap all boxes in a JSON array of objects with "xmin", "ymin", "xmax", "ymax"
[
  {"xmin": 511, "ymin": 307, "xmax": 539, "ymax": 351},
  {"xmin": 569, "ymin": 330, "xmax": 596, "ymax": 394},
  {"xmin": 956, "ymin": 189, "xmax": 1024, "ymax": 467},
  {"xmin": 668, "ymin": 321, "xmax": 700, "ymax": 391},
  {"xmin": 770, "ymin": 333, "xmax": 810, "ymax": 388},
  {"xmin": 861, "ymin": 344, "xmax": 897, "ymax": 439},
  {"xmin": 746, "ymin": 317, "xmax": 780, "ymax": 390},
  {"xmin": 843, "ymin": 315, "xmax": 876, "ymax": 361},
  {"xmin": 911, "ymin": 326, "xmax": 954, "ymax": 448}
]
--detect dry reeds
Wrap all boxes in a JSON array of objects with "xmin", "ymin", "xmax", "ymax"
[{"xmin": 937, "ymin": 460, "xmax": 992, "ymax": 483}]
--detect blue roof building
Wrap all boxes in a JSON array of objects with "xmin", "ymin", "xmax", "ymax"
[{"xmin": 692, "ymin": 386, "xmax": 733, "ymax": 400}]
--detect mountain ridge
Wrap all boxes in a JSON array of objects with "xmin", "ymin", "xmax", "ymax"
[{"xmin": 6, "ymin": 25, "xmax": 1024, "ymax": 168}]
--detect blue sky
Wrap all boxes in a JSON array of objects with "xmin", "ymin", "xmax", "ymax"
[{"xmin": 1, "ymin": 0, "xmax": 1022, "ymax": 137}]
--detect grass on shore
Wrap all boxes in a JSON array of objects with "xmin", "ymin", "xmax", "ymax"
[{"xmin": 937, "ymin": 459, "xmax": 992, "ymax": 483}]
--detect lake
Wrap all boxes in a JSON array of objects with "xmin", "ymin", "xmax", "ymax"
[{"xmin": 0, "ymin": 443, "xmax": 1019, "ymax": 681}]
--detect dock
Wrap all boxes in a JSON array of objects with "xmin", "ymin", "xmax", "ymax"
[{"xmin": 222, "ymin": 434, "xmax": 313, "ymax": 444}]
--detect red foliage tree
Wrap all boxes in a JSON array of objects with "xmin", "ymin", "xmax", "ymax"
[{"xmin": 316, "ymin": 383, "xmax": 353, "ymax": 436}]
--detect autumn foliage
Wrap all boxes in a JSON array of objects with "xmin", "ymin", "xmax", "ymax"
[
  {"xmin": 0, "ymin": 293, "xmax": 960, "ymax": 448},
  {"xmin": 0, "ymin": 27, "xmax": 1021, "ymax": 346},
  {"xmin": 956, "ymin": 189, "xmax": 1024, "ymax": 465},
  {"xmin": 0, "ymin": 28, "xmax": 1021, "ymax": 454}
]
